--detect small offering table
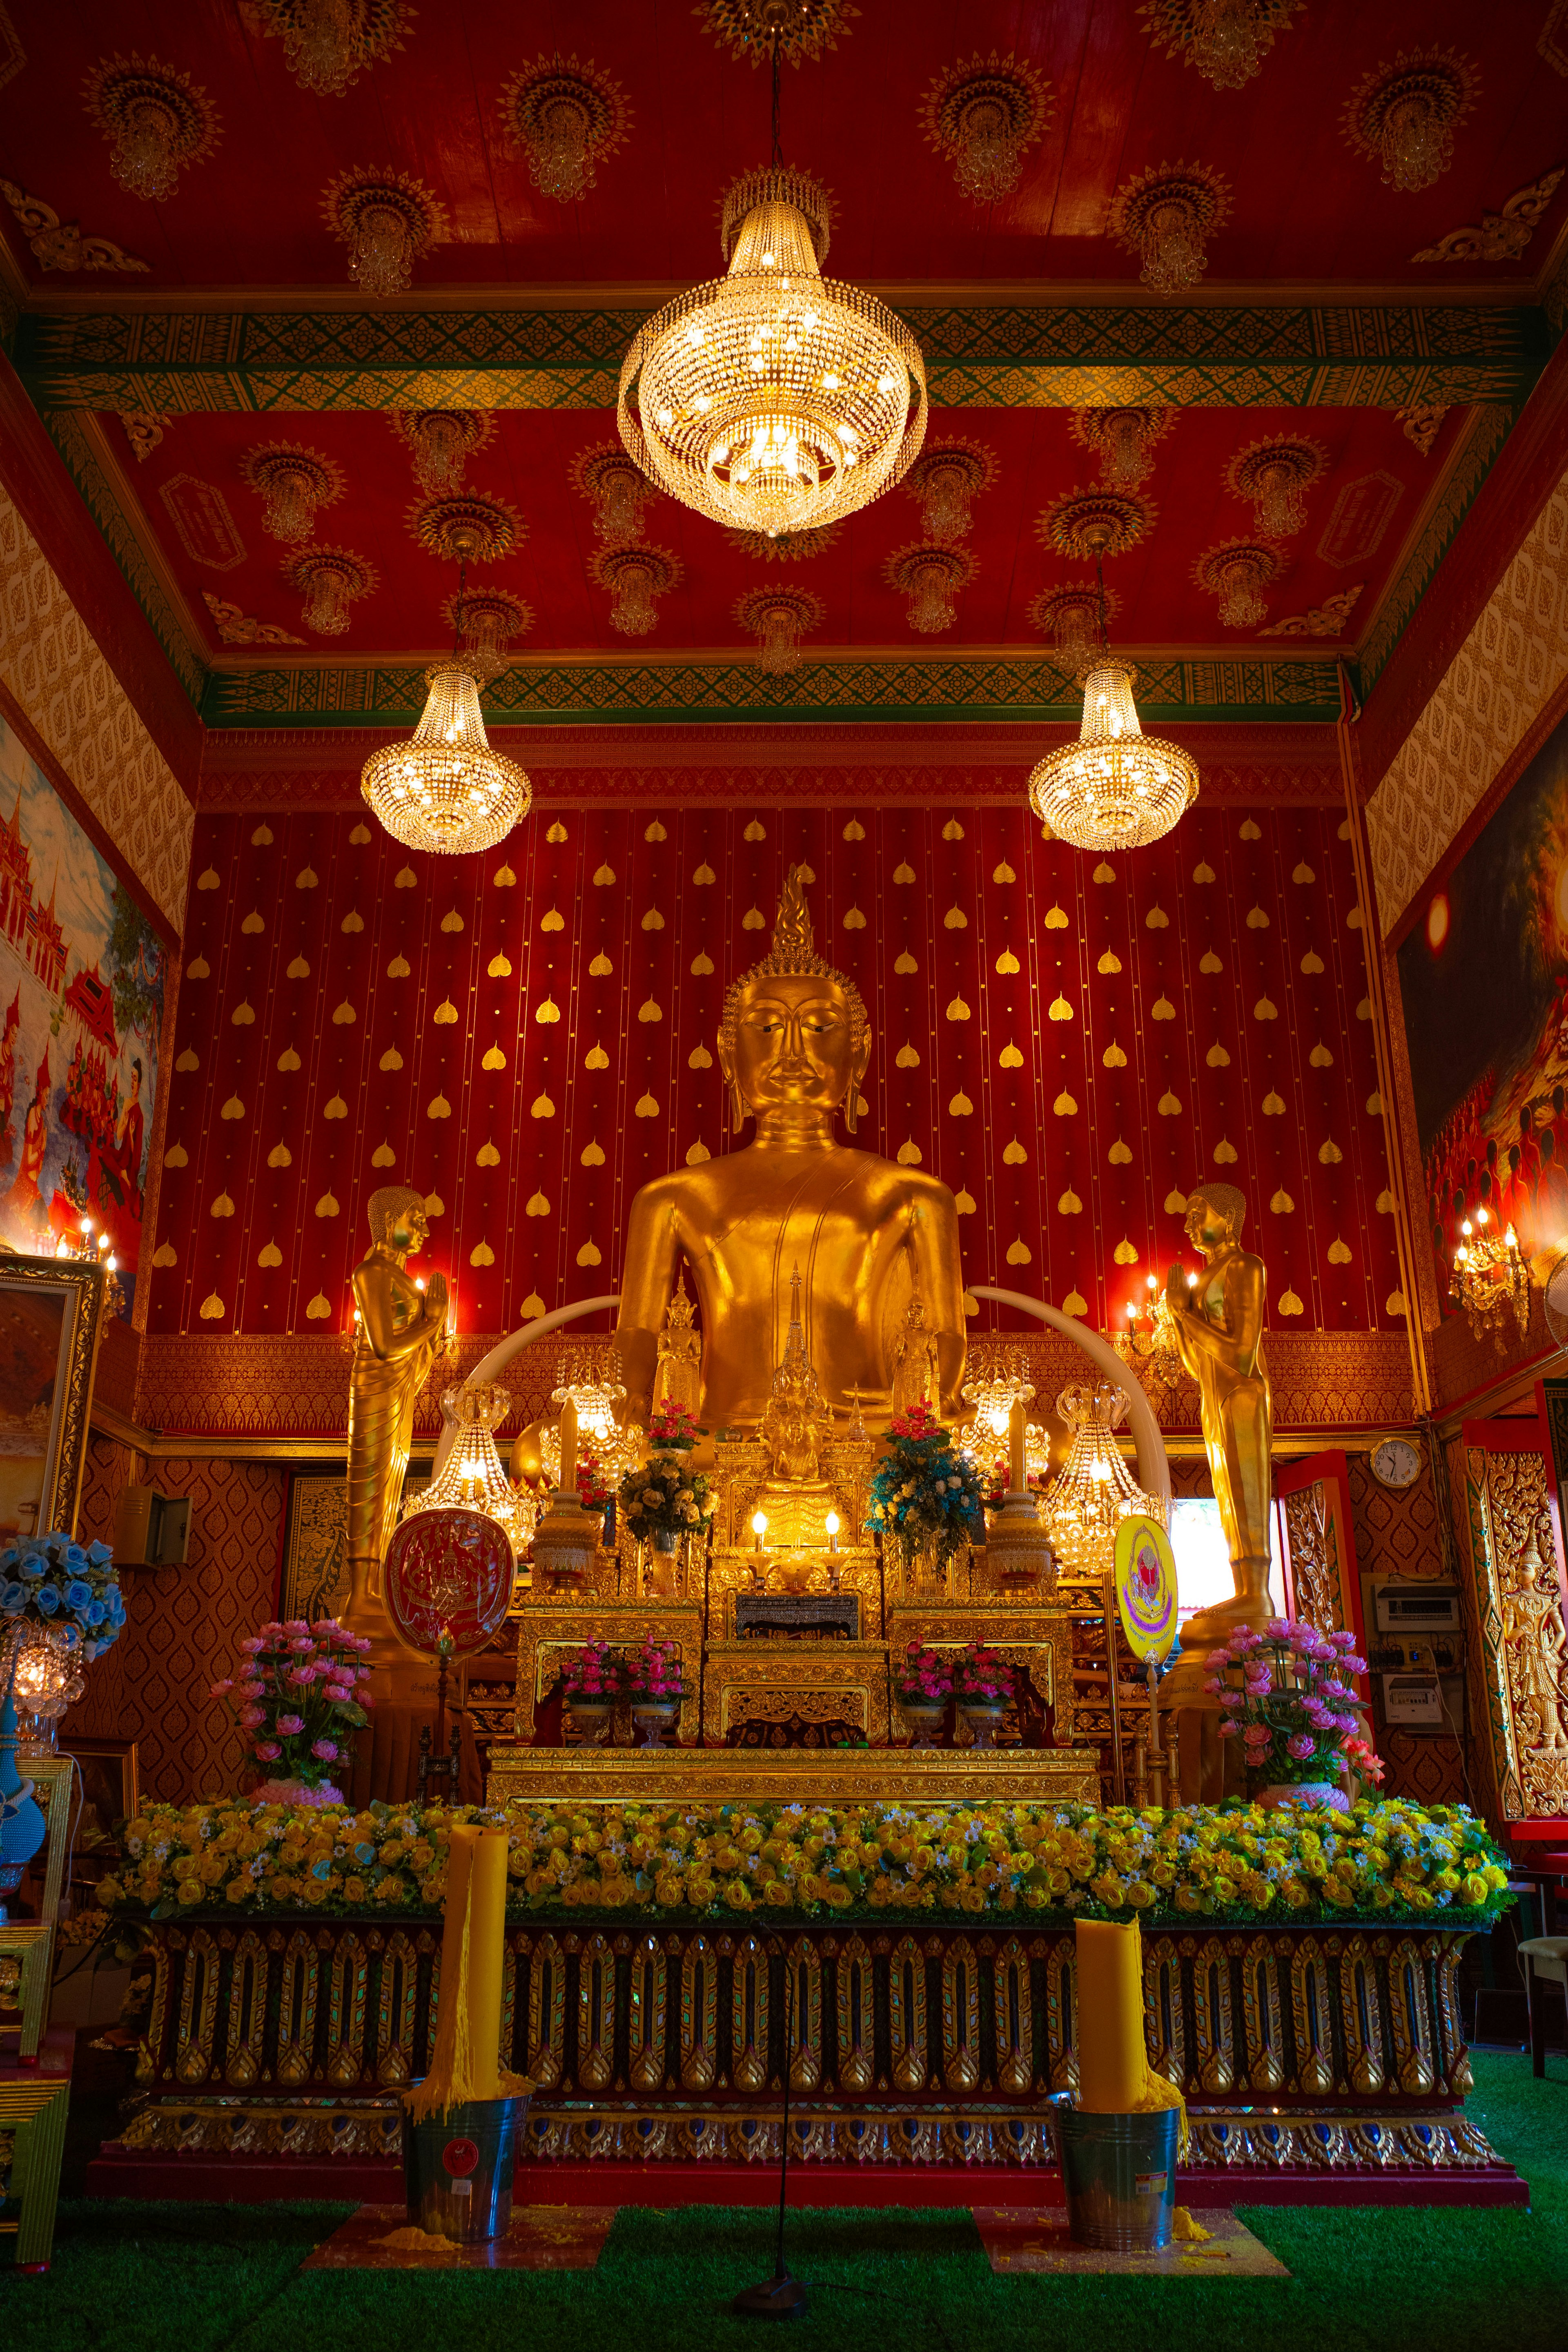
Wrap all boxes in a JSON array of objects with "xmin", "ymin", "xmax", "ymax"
[{"xmin": 485, "ymin": 1744, "xmax": 1103, "ymax": 1806}]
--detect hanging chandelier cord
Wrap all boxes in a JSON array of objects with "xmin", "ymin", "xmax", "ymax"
[{"xmin": 770, "ymin": 42, "xmax": 783, "ymax": 167}]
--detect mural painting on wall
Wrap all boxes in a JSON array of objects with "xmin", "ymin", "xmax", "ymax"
[
  {"xmin": 0, "ymin": 716, "xmax": 163, "ymax": 1312},
  {"xmin": 1399, "ymin": 706, "xmax": 1568, "ymax": 1314}
]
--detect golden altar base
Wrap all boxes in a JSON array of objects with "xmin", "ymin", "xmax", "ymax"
[
  {"xmin": 699, "ymin": 1640, "xmax": 893, "ymax": 1746},
  {"xmin": 485, "ymin": 1744, "xmax": 1100, "ymax": 1805},
  {"xmin": 512, "ymin": 1602, "xmax": 705, "ymax": 1746}
]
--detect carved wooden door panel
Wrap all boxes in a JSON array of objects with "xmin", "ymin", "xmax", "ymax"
[
  {"xmin": 1459, "ymin": 1416, "xmax": 1568, "ymax": 1827},
  {"xmin": 1272, "ymin": 1450, "xmax": 1363, "ymax": 1643}
]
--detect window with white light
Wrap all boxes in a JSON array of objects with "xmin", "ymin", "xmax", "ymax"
[{"xmin": 1167, "ymin": 1498, "xmax": 1283, "ymax": 1631}]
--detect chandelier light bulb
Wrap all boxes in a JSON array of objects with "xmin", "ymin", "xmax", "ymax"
[
  {"xmin": 1029, "ymin": 659, "xmax": 1200, "ymax": 853},
  {"xmin": 361, "ymin": 662, "xmax": 531, "ymax": 855},
  {"xmin": 619, "ymin": 166, "xmax": 925, "ymax": 537}
]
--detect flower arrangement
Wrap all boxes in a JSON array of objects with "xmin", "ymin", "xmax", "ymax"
[
  {"xmin": 1206, "ymin": 1617, "xmax": 1371, "ymax": 1787},
  {"xmin": 978, "ymin": 1455, "xmax": 1044, "ymax": 1509},
  {"xmin": 952, "ymin": 1644, "xmax": 1017, "ymax": 1709},
  {"xmin": 210, "ymin": 1619, "xmax": 373, "ymax": 1802},
  {"xmin": 96, "ymin": 1795, "xmax": 1515, "ymax": 1930},
  {"xmin": 575, "ymin": 1449, "xmax": 615, "ymax": 1514},
  {"xmin": 624, "ymin": 1635, "xmax": 688, "ymax": 1704},
  {"xmin": 896, "ymin": 1643, "xmax": 953, "ymax": 1706},
  {"xmin": 617, "ymin": 1405, "xmax": 715, "ymax": 1545},
  {"xmin": 0, "ymin": 1531, "xmax": 125, "ymax": 1659},
  {"xmin": 867, "ymin": 1400, "xmax": 985, "ymax": 1572},
  {"xmin": 559, "ymin": 1640, "xmax": 631, "ymax": 1706}
]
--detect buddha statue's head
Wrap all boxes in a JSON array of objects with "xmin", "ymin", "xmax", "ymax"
[
  {"xmin": 367, "ymin": 1183, "xmax": 430, "ymax": 1258},
  {"xmin": 1185, "ymin": 1181, "xmax": 1247, "ymax": 1258},
  {"xmin": 719, "ymin": 866, "xmax": 872, "ymax": 1132}
]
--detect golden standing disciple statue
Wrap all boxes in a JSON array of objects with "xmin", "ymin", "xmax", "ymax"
[
  {"xmin": 1164, "ymin": 1182, "xmax": 1274, "ymax": 1642},
  {"xmin": 617, "ymin": 868, "xmax": 967, "ymax": 1435},
  {"xmin": 342, "ymin": 1186, "xmax": 449, "ymax": 1669}
]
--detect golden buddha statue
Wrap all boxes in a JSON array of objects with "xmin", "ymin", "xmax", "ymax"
[
  {"xmin": 342, "ymin": 1185, "xmax": 449, "ymax": 1675},
  {"xmin": 761, "ymin": 1266, "xmax": 834, "ymax": 1481},
  {"xmin": 1163, "ymin": 1181, "xmax": 1273, "ymax": 1643},
  {"xmin": 616, "ymin": 866, "xmax": 967, "ymax": 1437},
  {"xmin": 889, "ymin": 1294, "xmax": 939, "ymax": 1422}
]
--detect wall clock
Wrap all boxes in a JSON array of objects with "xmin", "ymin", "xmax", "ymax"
[{"xmin": 1370, "ymin": 1436, "xmax": 1422, "ymax": 1491}]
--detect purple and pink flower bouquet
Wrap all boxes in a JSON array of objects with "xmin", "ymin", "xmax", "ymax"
[
  {"xmin": 211, "ymin": 1618, "xmax": 373, "ymax": 1806},
  {"xmin": 1205, "ymin": 1616, "xmax": 1375, "ymax": 1792}
]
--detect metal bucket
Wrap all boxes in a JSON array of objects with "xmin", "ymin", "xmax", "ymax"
[
  {"xmin": 1056, "ymin": 2107, "xmax": 1178, "ymax": 2252},
  {"xmin": 402, "ymin": 2092, "xmax": 530, "ymax": 2246}
]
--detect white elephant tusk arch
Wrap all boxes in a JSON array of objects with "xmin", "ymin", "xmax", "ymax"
[
  {"xmin": 967, "ymin": 1285, "xmax": 1172, "ymax": 1506},
  {"xmin": 430, "ymin": 1294, "xmax": 621, "ymax": 1480}
]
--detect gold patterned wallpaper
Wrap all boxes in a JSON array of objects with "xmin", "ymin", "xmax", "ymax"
[
  {"xmin": 0, "ymin": 481, "xmax": 194, "ymax": 932},
  {"xmin": 1365, "ymin": 459, "xmax": 1568, "ymax": 940}
]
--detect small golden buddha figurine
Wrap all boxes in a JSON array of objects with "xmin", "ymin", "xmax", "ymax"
[
  {"xmin": 760, "ymin": 1265, "xmax": 834, "ymax": 1481},
  {"xmin": 889, "ymin": 1294, "xmax": 939, "ymax": 1422},
  {"xmin": 617, "ymin": 867, "xmax": 967, "ymax": 1434},
  {"xmin": 342, "ymin": 1185, "xmax": 449, "ymax": 1673},
  {"xmin": 653, "ymin": 1268, "xmax": 703, "ymax": 1423},
  {"xmin": 1163, "ymin": 1180, "xmax": 1273, "ymax": 1643}
]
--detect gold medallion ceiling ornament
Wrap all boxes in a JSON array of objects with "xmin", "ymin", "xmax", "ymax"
[
  {"xmin": 591, "ymin": 543, "xmax": 682, "ymax": 636},
  {"xmin": 498, "ymin": 53, "xmax": 632, "ymax": 203},
  {"xmin": 441, "ymin": 586, "xmax": 531, "ymax": 681},
  {"xmin": 882, "ymin": 542, "xmax": 978, "ymax": 635},
  {"xmin": 238, "ymin": 443, "xmax": 345, "ymax": 546},
  {"xmin": 390, "ymin": 408, "xmax": 494, "ymax": 497},
  {"xmin": 571, "ymin": 443, "xmax": 655, "ymax": 546},
  {"xmin": 1107, "ymin": 161, "xmax": 1231, "ymax": 294},
  {"xmin": 82, "ymin": 53, "xmax": 221, "ymax": 203},
  {"xmin": 1193, "ymin": 538, "xmax": 1287, "ymax": 628},
  {"xmin": 733, "ymin": 583, "xmax": 823, "ymax": 675},
  {"xmin": 407, "ymin": 492, "xmax": 522, "ymax": 566},
  {"xmin": 919, "ymin": 51, "xmax": 1053, "ymax": 205},
  {"xmin": 1028, "ymin": 583, "xmax": 1120, "ymax": 657},
  {"xmin": 1224, "ymin": 435, "xmax": 1328, "ymax": 536},
  {"xmin": 1027, "ymin": 506, "xmax": 1197, "ymax": 853},
  {"xmin": 1038, "ymin": 1382, "xmax": 1165, "ymax": 1573},
  {"xmin": 256, "ymin": 0, "xmax": 412, "ymax": 97},
  {"xmin": 695, "ymin": 0, "xmax": 859, "ymax": 69},
  {"xmin": 321, "ymin": 166, "xmax": 447, "ymax": 293},
  {"xmin": 1138, "ymin": 0, "xmax": 1302, "ymax": 92},
  {"xmin": 903, "ymin": 438, "xmax": 997, "ymax": 539},
  {"xmin": 280, "ymin": 545, "xmax": 377, "ymax": 635},
  {"xmin": 1342, "ymin": 47, "xmax": 1479, "ymax": 193},
  {"xmin": 725, "ymin": 521, "xmax": 841, "ymax": 562},
  {"xmin": 1070, "ymin": 405, "xmax": 1174, "ymax": 492}
]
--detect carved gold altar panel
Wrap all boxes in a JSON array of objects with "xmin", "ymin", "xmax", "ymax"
[
  {"xmin": 1459, "ymin": 1424, "xmax": 1568, "ymax": 1822},
  {"xmin": 511, "ymin": 1604, "xmax": 704, "ymax": 1747},
  {"xmin": 1274, "ymin": 1451, "xmax": 1363, "ymax": 1641},
  {"xmin": 886, "ymin": 1604, "xmax": 1077, "ymax": 1746},
  {"xmin": 485, "ymin": 1744, "xmax": 1101, "ymax": 1806},
  {"xmin": 708, "ymin": 1548, "xmax": 884, "ymax": 1639},
  {"xmin": 699, "ymin": 1640, "xmax": 892, "ymax": 1747}
]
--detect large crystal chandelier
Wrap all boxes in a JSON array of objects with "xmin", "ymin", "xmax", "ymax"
[
  {"xmin": 403, "ymin": 1385, "xmax": 538, "ymax": 1561},
  {"xmin": 361, "ymin": 564, "xmax": 531, "ymax": 854},
  {"xmin": 1028, "ymin": 545, "xmax": 1198, "ymax": 851},
  {"xmin": 619, "ymin": 55, "xmax": 924, "ymax": 541},
  {"xmin": 541, "ymin": 1342, "xmax": 643, "ymax": 1486},
  {"xmin": 1037, "ymin": 1381, "xmax": 1165, "ymax": 1574}
]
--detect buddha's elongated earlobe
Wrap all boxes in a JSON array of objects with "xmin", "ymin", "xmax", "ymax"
[{"xmin": 728, "ymin": 1076, "xmax": 749, "ymax": 1132}]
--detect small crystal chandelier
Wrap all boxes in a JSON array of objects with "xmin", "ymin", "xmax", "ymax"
[
  {"xmin": 619, "ymin": 55, "xmax": 924, "ymax": 539},
  {"xmin": 499, "ymin": 53, "xmax": 633, "ymax": 204},
  {"xmin": 542, "ymin": 1343, "xmax": 642, "ymax": 1486},
  {"xmin": 259, "ymin": 0, "xmax": 410, "ymax": 97},
  {"xmin": 403, "ymin": 1385, "xmax": 538, "ymax": 1561},
  {"xmin": 884, "ymin": 543, "xmax": 976, "ymax": 635},
  {"xmin": 282, "ymin": 545, "xmax": 376, "ymax": 636},
  {"xmin": 1145, "ymin": 0, "xmax": 1300, "ymax": 92},
  {"xmin": 392, "ymin": 408, "xmax": 494, "ymax": 497},
  {"xmin": 735, "ymin": 584, "xmax": 822, "ymax": 674},
  {"xmin": 3, "ymin": 1621, "xmax": 85, "ymax": 1753},
  {"xmin": 592, "ymin": 543, "xmax": 680, "ymax": 636},
  {"xmin": 961, "ymin": 1339, "xmax": 1036, "ymax": 1442},
  {"xmin": 572, "ymin": 444, "xmax": 654, "ymax": 546},
  {"xmin": 442, "ymin": 586, "xmax": 531, "ymax": 682},
  {"xmin": 1109, "ymin": 163, "xmax": 1230, "ymax": 295},
  {"xmin": 1071, "ymin": 404, "xmax": 1172, "ymax": 492},
  {"xmin": 1194, "ymin": 539, "xmax": 1285, "ymax": 628},
  {"xmin": 1029, "ymin": 584, "xmax": 1118, "ymax": 657},
  {"xmin": 1342, "ymin": 49, "xmax": 1478, "ymax": 194},
  {"xmin": 920, "ymin": 52, "xmax": 1053, "ymax": 206},
  {"xmin": 1114, "ymin": 1272, "xmax": 1184, "ymax": 1390},
  {"xmin": 83, "ymin": 53, "xmax": 221, "ymax": 205},
  {"xmin": 239, "ymin": 444, "xmax": 344, "ymax": 546},
  {"xmin": 362, "ymin": 563, "xmax": 531, "ymax": 853},
  {"xmin": 1028, "ymin": 539, "xmax": 1198, "ymax": 851},
  {"xmin": 1450, "ymin": 1206, "xmax": 1531, "ymax": 1347},
  {"xmin": 1038, "ymin": 1381, "xmax": 1165, "ymax": 1575},
  {"xmin": 322, "ymin": 167, "xmax": 446, "ymax": 295},
  {"xmin": 1225, "ymin": 437, "xmax": 1326, "ymax": 537},
  {"xmin": 904, "ymin": 439, "xmax": 995, "ymax": 539}
]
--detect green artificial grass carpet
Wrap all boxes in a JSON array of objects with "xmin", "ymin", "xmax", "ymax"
[{"xmin": 6, "ymin": 2051, "xmax": 1565, "ymax": 2352}]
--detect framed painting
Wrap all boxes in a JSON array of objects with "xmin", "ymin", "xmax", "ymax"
[
  {"xmin": 60, "ymin": 1736, "xmax": 139, "ymax": 1838},
  {"xmin": 0, "ymin": 1254, "xmax": 109, "ymax": 1540}
]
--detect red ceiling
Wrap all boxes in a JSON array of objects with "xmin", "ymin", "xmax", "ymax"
[
  {"xmin": 0, "ymin": 1, "xmax": 1563, "ymax": 292},
  {"xmin": 123, "ymin": 398, "xmax": 1459, "ymax": 660}
]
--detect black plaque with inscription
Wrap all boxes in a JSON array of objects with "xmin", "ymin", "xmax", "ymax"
[{"xmin": 735, "ymin": 1592, "xmax": 860, "ymax": 1642}]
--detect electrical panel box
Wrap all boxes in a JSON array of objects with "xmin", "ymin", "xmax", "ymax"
[
  {"xmin": 114, "ymin": 1485, "xmax": 191, "ymax": 1568},
  {"xmin": 1373, "ymin": 1581, "xmax": 1463, "ymax": 1635},
  {"xmin": 1382, "ymin": 1674, "xmax": 1444, "ymax": 1727}
]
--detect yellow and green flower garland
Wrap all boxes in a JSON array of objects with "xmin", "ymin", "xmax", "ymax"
[{"xmin": 96, "ymin": 1795, "xmax": 1512, "ymax": 1930}]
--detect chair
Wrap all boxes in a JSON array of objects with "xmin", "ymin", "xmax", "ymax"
[{"xmin": 1519, "ymin": 1936, "xmax": 1568, "ymax": 2078}]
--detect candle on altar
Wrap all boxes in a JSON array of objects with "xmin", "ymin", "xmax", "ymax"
[
  {"xmin": 559, "ymin": 1399, "xmax": 579, "ymax": 1497},
  {"xmin": 466, "ymin": 1828, "xmax": 508, "ymax": 2100},
  {"xmin": 752, "ymin": 1511, "xmax": 768, "ymax": 1551},
  {"xmin": 1074, "ymin": 1918, "xmax": 1146, "ymax": 2112},
  {"xmin": 1007, "ymin": 1397, "xmax": 1026, "ymax": 1493},
  {"xmin": 826, "ymin": 1511, "xmax": 840, "ymax": 1552}
]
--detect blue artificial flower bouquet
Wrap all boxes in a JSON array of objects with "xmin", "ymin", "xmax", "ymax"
[{"xmin": 0, "ymin": 1530, "xmax": 127, "ymax": 1667}]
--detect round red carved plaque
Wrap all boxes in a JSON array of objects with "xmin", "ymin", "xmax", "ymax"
[
  {"xmin": 383, "ymin": 1507, "xmax": 513, "ymax": 1659},
  {"xmin": 442, "ymin": 2136, "xmax": 480, "ymax": 2177}
]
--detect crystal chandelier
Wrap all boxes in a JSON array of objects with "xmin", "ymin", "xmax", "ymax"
[
  {"xmin": 84, "ymin": 54, "xmax": 221, "ymax": 205},
  {"xmin": 1037, "ymin": 1381, "xmax": 1165, "ymax": 1575},
  {"xmin": 442, "ymin": 586, "xmax": 531, "ymax": 682},
  {"xmin": 961, "ymin": 1339, "xmax": 1036, "ymax": 1442},
  {"xmin": 403, "ymin": 1385, "xmax": 538, "ymax": 1561},
  {"xmin": 393, "ymin": 408, "xmax": 494, "ymax": 497},
  {"xmin": 1450, "ymin": 1206, "xmax": 1531, "ymax": 1347},
  {"xmin": 541, "ymin": 1343, "xmax": 642, "ymax": 1486},
  {"xmin": 592, "ymin": 543, "xmax": 680, "ymax": 636},
  {"xmin": 1029, "ymin": 584, "xmax": 1118, "ymax": 657},
  {"xmin": 3, "ymin": 1621, "xmax": 85, "ymax": 1753},
  {"xmin": 1028, "ymin": 544, "xmax": 1198, "ymax": 851},
  {"xmin": 1226, "ymin": 437, "xmax": 1326, "ymax": 536},
  {"xmin": 920, "ymin": 52, "xmax": 1053, "ymax": 206},
  {"xmin": 239, "ymin": 444, "xmax": 343, "ymax": 546},
  {"xmin": 282, "ymin": 546, "xmax": 376, "ymax": 636},
  {"xmin": 618, "ymin": 53, "xmax": 925, "ymax": 541},
  {"xmin": 884, "ymin": 543, "xmax": 976, "ymax": 635},
  {"xmin": 1071, "ymin": 404, "xmax": 1172, "ymax": 492},
  {"xmin": 1343, "ymin": 49, "xmax": 1478, "ymax": 194},
  {"xmin": 323, "ymin": 168, "xmax": 446, "ymax": 296},
  {"xmin": 499, "ymin": 54, "xmax": 632, "ymax": 205},
  {"xmin": 572, "ymin": 444, "xmax": 654, "ymax": 546},
  {"xmin": 362, "ymin": 662, "xmax": 529, "ymax": 854},
  {"xmin": 734, "ymin": 584, "xmax": 822, "ymax": 675},
  {"xmin": 905, "ymin": 440, "xmax": 994, "ymax": 539},
  {"xmin": 1108, "ymin": 163, "xmax": 1230, "ymax": 295},
  {"xmin": 259, "ymin": 0, "xmax": 410, "ymax": 97},
  {"xmin": 1194, "ymin": 539, "xmax": 1285, "ymax": 628}
]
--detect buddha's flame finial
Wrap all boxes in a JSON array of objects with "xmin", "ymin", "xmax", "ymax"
[{"xmin": 773, "ymin": 864, "xmax": 815, "ymax": 964}]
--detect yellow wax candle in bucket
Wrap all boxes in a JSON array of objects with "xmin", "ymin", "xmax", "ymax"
[{"xmin": 1074, "ymin": 1917, "xmax": 1146, "ymax": 2112}]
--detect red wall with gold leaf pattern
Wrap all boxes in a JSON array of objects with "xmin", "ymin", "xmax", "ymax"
[{"xmin": 148, "ymin": 801, "xmax": 1401, "ymax": 1343}]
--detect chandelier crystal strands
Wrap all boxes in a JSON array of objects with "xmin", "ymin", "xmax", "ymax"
[
  {"xmin": 1027, "ymin": 543, "xmax": 1198, "ymax": 853},
  {"xmin": 392, "ymin": 408, "xmax": 495, "ymax": 498},
  {"xmin": 361, "ymin": 563, "xmax": 531, "ymax": 854},
  {"xmin": 734, "ymin": 584, "xmax": 822, "ymax": 675},
  {"xmin": 82, "ymin": 53, "xmax": 221, "ymax": 204},
  {"xmin": 1450, "ymin": 1206, "xmax": 1530, "ymax": 1347},
  {"xmin": 403, "ymin": 1385, "xmax": 538, "ymax": 1561},
  {"xmin": 1342, "ymin": 49, "xmax": 1479, "ymax": 194},
  {"xmin": 619, "ymin": 53, "xmax": 924, "ymax": 540},
  {"xmin": 960, "ymin": 1339, "xmax": 1036, "ymax": 1442},
  {"xmin": 1037, "ymin": 1381, "xmax": 1165, "ymax": 1574},
  {"xmin": 904, "ymin": 440, "xmax": 995, "ymax": 540},
  {"xmin": 542, "ymin": 1344, "xmax": 642, "ymax": 1486},
  {"xmin": 571, "ymin": 444, "xmax": 655, "ymax": 546},
  {"xmin": 883, "ymin": 543, "xmax": 977, "ymax": 635},
  {"xmin": 238, "ymin": 444, "xmax": 344, "ymax": 546},
  {"xmin": 258, "ymin": 0, "xmax": 411, "ymax": 97},
  {"xmin": 1142, "ymin": 0, "xmax": 1302, "ymax": 93}
]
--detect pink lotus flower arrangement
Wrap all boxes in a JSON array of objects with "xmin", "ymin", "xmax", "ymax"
[
  {"xmin": 1206, "ymin": 1616, "xmax": 1373, "ymax": 1791},
  {"xmin": 211, "ymin": 1619, "xmax": 373, "ymax": 1803},
  {"xmin": 897, "ymin": 1642, "xmax": 953, "ymax": 1705},
  {"xmin": 951, "ymin": 1644, "xmax": 1017, "ymax": 1708},
  {"xmin": 624, "ymin": 1635, "xmax": 689, "ymax": 1704},
  {"xmin": 560, "ymin": 1640, "xmax": 633, "ymax": 1704}
]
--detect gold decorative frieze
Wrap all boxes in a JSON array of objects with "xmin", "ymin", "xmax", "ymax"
[
  {"xmin": 486, "ymin": 1743, "xmax": 1101, "ymax": 1806},
  {"xmin": 699, "ymin": 1639, "xmax": 892, "ymax": 1748}
]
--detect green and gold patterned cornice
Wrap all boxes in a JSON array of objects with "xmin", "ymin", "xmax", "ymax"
[
  {"xmin": 201, "ymin": 650, "xmax": 1341, "ymax": 729},
  {"xmin": 13, "ymin": 298, "xmax": 1546, "ymax": 413}
]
